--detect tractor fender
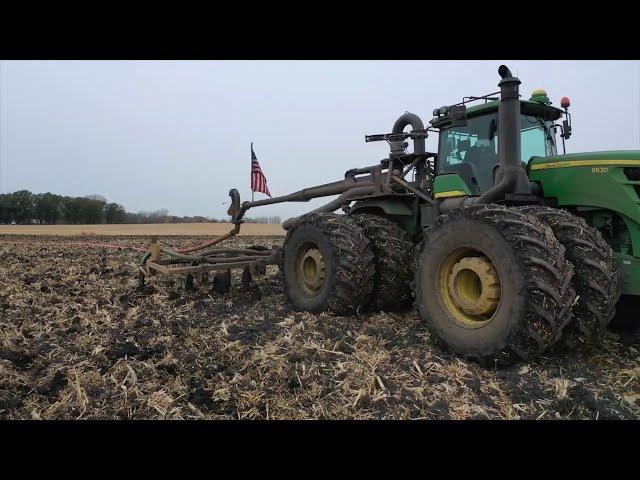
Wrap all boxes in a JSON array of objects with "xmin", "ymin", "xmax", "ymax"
[
  {"xmin": 348, "ymin": 198, "xmax": 418, "ymax": 237},
  {"xmin": 349, "ymin": 198, "xmax": 413, "ymax": 217}
]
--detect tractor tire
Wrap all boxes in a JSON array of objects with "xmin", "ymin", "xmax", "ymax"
[
  {"xmin": 518, "ymin": 206, "xmax": 620, "ymax": 346},
  {"xmin": 351, "ymin": 213, "xmax": 414, "ymax": 312},
  {"xmin": 414, "ymin": 204, "xmax": 576, "ymax": 366},
  {"xmin": 282, "ymin": 213, "xmax": 375, "ymax": 315}
]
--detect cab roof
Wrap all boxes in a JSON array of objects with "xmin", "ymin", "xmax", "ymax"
[{"xmin": 430, "ymin": 100, "xmax": 564, "ymax": 129}]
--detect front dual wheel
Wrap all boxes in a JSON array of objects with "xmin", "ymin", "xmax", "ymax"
[{"xmin": 416, "ymin": 205, "xmax": 576, "ymax": 366}]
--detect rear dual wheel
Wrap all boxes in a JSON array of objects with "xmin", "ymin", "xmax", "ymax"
[
  {"xmin": 282, "ymin": 213, "xmax": 375, "ymax": 315},
  {"xmin": 351, "ymin": 213, "xmax": 413, "ymax": 312},
  {"xmin": 283, "ymin": 212, "xmax": 414, "ymax": 314}
]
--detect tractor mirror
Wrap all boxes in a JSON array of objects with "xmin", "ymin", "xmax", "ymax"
[
  {"xmin": 449, "ymin": 105, "xmax": 467, "ymax": 127},
  {"xmin": 562, "ymin": 118, "xmax": 572, "ymax": 139}
]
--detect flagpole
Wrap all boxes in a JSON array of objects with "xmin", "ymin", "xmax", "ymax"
[{"xmin": 251, "ymin": 142, "xmax": 254, "ymax": 202}]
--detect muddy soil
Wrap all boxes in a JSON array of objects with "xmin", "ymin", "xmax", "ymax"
[{"xmin": 1, "ymin": 235, "xmax": 639, "ymax": 419}]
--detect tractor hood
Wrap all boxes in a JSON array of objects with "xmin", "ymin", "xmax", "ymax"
[
  {"xmin": 529, "ymin": 150, "xmax": 640, "ymax": 171},
  {"xmin": 528, "ymin": 150, "xmax": 640, "ymax": 227}
]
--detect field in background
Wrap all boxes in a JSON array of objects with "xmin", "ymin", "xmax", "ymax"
[{"xmin": 0, "ymin": 223, "xmax": 285, "ymax": 236}]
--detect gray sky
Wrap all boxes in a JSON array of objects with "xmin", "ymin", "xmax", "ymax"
[{"xmin": 1, "ymin": 60, "xmax": 639, "ymax": 219}]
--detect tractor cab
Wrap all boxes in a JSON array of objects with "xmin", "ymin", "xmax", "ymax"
[{"xmin": 431, "ymin": 91, "xmax": 564, "ymax": 195}]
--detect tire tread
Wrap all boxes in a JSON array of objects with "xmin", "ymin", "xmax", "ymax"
[
  {"xmin": 518, "ymin": 206, "xmax": 620, "ymax": 345},
  {"xmin": 283, "ymin": 213, "xmax": 375, "ymax": 315},
  {"xmin": 351, "ymin": 213, "xmax": 414, "ymax": 311}
]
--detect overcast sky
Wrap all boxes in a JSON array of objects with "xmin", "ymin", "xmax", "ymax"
[{"xmin": 1, "ymin": 60, "xmax": 639, "ymax": 219}]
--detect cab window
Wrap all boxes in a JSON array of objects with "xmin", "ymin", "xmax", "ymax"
[
  {"xmin": 521, "ymin": 115, "xmax": 557, "ymax": 161},
  {"xmin": 438, "ymin": 112, "xmax": 557, "ymax": 193},
  {"xmin": 438, "ymin": 113, "xmax": 498, "ymax": 193}
]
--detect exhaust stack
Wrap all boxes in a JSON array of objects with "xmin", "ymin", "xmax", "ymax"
[
  {"xmin": 441, "ymin": 65, "xmax": 530, "ymax": 211},
  {"xmin": 497, "ymin": 66, "xmax": 522, "ymax": 182},
  {"xmin": 476, "ymin": 65, "xmax": 531, "ymax": 203}
]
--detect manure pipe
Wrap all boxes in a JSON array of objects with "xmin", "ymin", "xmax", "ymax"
[
  {"xmin": 237, "ymin": 175, "xmax": 378, "ymax": 218},
  {"xmin": 232, "ymin": 173, "xmax": 380, "ymax": 230},
  {"xmin": 390, "ymin": 112, "xmax": 426, "ymax": 156}
]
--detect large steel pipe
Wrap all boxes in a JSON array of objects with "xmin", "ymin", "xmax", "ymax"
[
  {"xmin": 237, "ymin": 174, "xmax": 377, "ymax": 221},
  {"xmin": 281, "ymin": 185, "xmax": 378, "ymax": 230}
]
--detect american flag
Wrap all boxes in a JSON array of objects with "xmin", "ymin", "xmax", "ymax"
[{"xmin": 251, "ymin": 143, "xmax": 271, "ymax": 197}]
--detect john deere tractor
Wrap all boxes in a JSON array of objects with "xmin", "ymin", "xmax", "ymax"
[{"xmin": 227, "ymin": 64, "xmax": 639, "ymax": 365}]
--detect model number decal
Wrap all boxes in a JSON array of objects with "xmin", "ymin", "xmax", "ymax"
[{"xmin": 592, "ymin": 167, "xmax": 609, "ymax": 174}]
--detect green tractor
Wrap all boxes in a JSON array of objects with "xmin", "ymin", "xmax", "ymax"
[{"xmin": 229, "ymin": 64, "xmax": 639, "ymax": 365}]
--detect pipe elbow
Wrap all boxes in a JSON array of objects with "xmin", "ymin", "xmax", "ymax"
[
  {"xmin": 391, "ymin": 112, "xmax": 426, "ymax": 155},
  {"xmin": 392, "ymin": 112, "xmax": 425, "ymax": 134},
  {"xmin": 498, "ymin": 65, "xmax": 512, "ymax": 79},
  {"xmin": 476, "ymin": 171, "xmax": 518, "ymax": 204}
]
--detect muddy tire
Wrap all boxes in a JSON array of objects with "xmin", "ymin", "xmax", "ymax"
[
  {"xmin": 283, "ymin": 213, "xmax": 375, "ymax": 315},
  {"xmin": 350, "ymin": 213, "xmax": 413, "ymax": 311},
  {"xmin": 518, "ymin": 206, "xmax": 620, "ymax": 346},
  {"xmin": 414, "ymin": 205, "xmax": 576, "ymax": 366}
]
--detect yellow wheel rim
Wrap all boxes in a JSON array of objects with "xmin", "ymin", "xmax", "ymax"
[
  {"xmin": 296, "ymin": 246, "xmax": 326, "ymax": 295},
  {"xmin": 437, "ymin": 248, "xmax": 501, "ymax": 328}
]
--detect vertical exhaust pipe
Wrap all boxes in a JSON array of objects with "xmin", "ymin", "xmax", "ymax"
[
  {"xmin": 497, "ymin": 65, "xmax": 521, "ymax": 177},
  {"xmin": 474, "ymin": 65, "xmax": 530, "ymax": 203},
  {"xmin": 440, "ymin": 65, "xmax": 531, "ymax": 210},
  {"xmin": 496, "ymin": 65, "xmax": 531, "ymax": 194}
]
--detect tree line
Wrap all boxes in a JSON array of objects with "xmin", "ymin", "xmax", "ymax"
[
  {"xmin": 0, "ymin": 190, "xmax": 281, "ymax": 225},
  {"xmin": 0, "ymin": 191, "xmax": 126, "ymax": 225}
]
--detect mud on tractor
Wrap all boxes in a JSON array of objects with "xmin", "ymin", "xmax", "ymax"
[{"xmin": 141, "ymin": 65, "xmax": 640, "ymax": 366}]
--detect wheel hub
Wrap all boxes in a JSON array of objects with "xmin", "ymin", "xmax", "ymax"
[
  {"xmin": 438, "ymin": 249, "xmax": 502, "ymax": 327},
  {"xmin": 297, "ymin": 247, "xmax": 326, "ymax": 295},
  {"xmin": 448, "ymin": 257, "xmax": 501, "ymax": 316}
]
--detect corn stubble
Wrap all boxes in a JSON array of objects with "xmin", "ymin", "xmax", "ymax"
[{"xmin": 0, "ymin": 235, "xmax": 638, "ymax": 419}]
